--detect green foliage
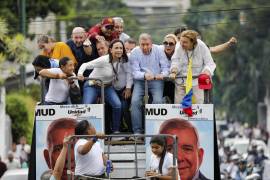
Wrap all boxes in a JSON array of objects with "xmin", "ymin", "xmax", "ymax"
[
  {"xmin": 6, "ymin": 84, "xmax": 39, "ymax": 143},
  {"xmin": 0, "ymin": 17, "xmax": 30, "ymax": 84},
  {"xmin": 6, "ymin": 94, "xmax": 34, "ymax": 143},
  {"xmin": 58, "ymin": 0, "xmax": 141, "ymax": 41},
  {"xmin": 0, "ymin": 0, "xmax": 74, "ymax": 34},
  {"xmin": 184, "ymin": 0, "xmax": 270, "ymax": 124}
]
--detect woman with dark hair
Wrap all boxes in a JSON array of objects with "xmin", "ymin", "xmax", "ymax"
[
  {"xmin": 78, "ymin": 39, "xmax": 131, "ymax": 134},
  {"xmin": 74, "ymin": 120, "xmax": 108, "ymax": 178},
  {"xmin": 39, "ymin": 57, "xmax": 78, "ymax": 105},
  {"xmin": 32, "ymin": 55, "xmax": 59, "ymax": 79},
  {"xmin": 146, "ymin": 136, "xmax": 177, "ymax": 180}
]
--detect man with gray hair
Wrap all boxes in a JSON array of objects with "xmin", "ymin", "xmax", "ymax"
[
  {"xmin": 66, "ymin": 27, "xmax": 99, "ymax": 75},
  {"xmin": 159, "ymin": 118, "xmax": 209, "ymax": 180},
  {"xmin": 130, "ymin": 33, "xmax": 169, "ymax": 135},
  {"xmin": 113, "ymin": 17, "xmax": 130, "ymax": 42}
]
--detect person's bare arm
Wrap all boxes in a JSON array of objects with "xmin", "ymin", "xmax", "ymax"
[
  {"xmin": 102, "ymin": 153, "xmax": 108, "ymax": 166},
  {"xmin": 77, "ymin": 133, "xmax": 105, "ymax": 155},
  {"xmin": 210, "ymin": 37, "xmax": 237, "ymax": 54},
  {"xmin": 39, "ymin": 69, "xmax": 67, "ymax": 79},
  {"xmin": 77, "ymin": 139, "xmax": 96, "ymax": 155},
  {"xmin": 52, "ymin": 136, "xmax": 70, "ymax": 180}
]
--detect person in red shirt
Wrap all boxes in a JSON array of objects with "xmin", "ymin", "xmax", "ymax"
[{"xmin": 88, "ymin": 17, "xmax": 119, "ymax": 43}]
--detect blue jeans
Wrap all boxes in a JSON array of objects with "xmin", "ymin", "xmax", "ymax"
[
  {"xmin": 83, "ymin": 82, "xmax": 121, "ymax": 132},
  {"xmin": 116, "ymin": 88, "xmax": 132, "ymax": 132},
  {"xmin": 131, "ymin": 80, "xmax": 164, "ymax": 133}
]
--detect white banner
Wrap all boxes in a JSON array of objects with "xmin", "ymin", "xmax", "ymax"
[
  {"xmin": 145, "ymin": 104, "xmax": 214, "ymax": 180},
  {"xmin": 145, "ymin": 104, "xmax": 213, "ymax": 121},
  {"xmin": 35, "ymin": 104, "xmax": 104, "ymax": 180}
]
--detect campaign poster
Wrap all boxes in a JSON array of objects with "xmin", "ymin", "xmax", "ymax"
[
  {"xmin": 35, "ymin": 104, "xmax": 104, "ymax": 180},
  {"xmin": 145, "ymin": 104, "xmax": 214, "ymax": 180}
]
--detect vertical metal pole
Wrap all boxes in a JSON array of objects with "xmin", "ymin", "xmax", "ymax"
[
  {"xmin": 134, "ymin": 137, "xmax": 138, "ymax": 177},
  {"xmin": 173, "ymin": 135, "xmax": 178, "ymax": 180},
  {"xmin": 107, "ymin": 137, "xmax": 111, "ymax": 160},
  {"xmin": 67, "ymin": 143, "xmax": 71, "ymax": 180},
  {"xmin": 144, "ymin": 80, "xmax": 148, "ymax": 104},
  {"xmin": 101, "ymin": 80, "xmax": 105, "ymax": 104},
  {"xmin": 19, "ymin": 0, "xmax": 26, "ymax": 88},
  {"xmin": 40, "ymin": 78, "xmax": 46, "ymax": 104}
]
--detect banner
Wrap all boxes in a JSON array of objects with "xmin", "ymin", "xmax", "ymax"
[
  {"xmin": 35, "ymin": 104, "xmax": 104, "ymax": 180},
  {"xmin": 145, "ymin": 104, "xmax": 214, "ymax": 180}
]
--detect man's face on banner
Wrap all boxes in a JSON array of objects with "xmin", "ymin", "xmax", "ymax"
[
  {"xmin": 166, "ymin": 128, "xmax": 204, "ymax": 180},
  {"xmin": 44, "ymin": 127, "xmax": 75, "ymax": 180}
]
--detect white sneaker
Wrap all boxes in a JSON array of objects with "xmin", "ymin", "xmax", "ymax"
[
  {"xmin": 129, "ymin": 133, "xmax": 143, "ymax": 141},
  {"xmin": 111, "ymin": 131, "xmax": 125, "ymax": 141}
]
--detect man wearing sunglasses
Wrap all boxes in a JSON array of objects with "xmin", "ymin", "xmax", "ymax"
[{"xmin": 87, "ymin": 17, "xmax": 119, "ymax": 43}]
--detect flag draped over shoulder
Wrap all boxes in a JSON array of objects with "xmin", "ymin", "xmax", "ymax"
[{"xmin": 181, "ymin": 56, "xmax": 193, "ymax": 117}]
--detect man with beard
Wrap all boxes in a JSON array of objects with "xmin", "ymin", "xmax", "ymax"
[{"xmin": 66, "ymin": 27, "xmax": 98, "ymax": 75}]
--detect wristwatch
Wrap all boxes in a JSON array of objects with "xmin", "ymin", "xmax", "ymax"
[{"xmin": 92, "ymin": 137, "xmax": 98, "ymax": 143}]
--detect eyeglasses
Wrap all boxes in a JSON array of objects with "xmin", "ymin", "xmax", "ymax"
[
  {"xmin": 105, "ymin": 25, "xmax": 114, "ymax": 30},
  {"xmin": 163, "ymin": 41, "xmax": 175, "ymax": 47}
]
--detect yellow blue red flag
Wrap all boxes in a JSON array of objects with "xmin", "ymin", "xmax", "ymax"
[{"xmin": 181, "ymin": 56, "xmax": 193, "ymax": 116}]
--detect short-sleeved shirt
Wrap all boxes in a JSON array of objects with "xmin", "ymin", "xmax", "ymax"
[
  {"xmin": 74, "ymin": 139, "xmax": 105, "ymax": 176},
  {"xmin": 41, "ymin": 42, "xmax": 77, "ymax": 66},
  {"xmin": 45, "ymin": 68, "xmax": 77, "ymax": 103},
  {"xmin": 148, "ymin": 152, "xmax": 173, "ymax": 175}
]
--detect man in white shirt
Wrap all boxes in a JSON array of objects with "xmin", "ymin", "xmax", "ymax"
[{"xmin": 74, "ymin": 120, "xmax": 108, "ymax": 178}]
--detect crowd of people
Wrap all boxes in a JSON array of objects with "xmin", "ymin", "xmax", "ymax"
[
  {"xmin": 0, "ymin": 136, "xmax": 31, "ymax": 178},
  {"xmin": 32, "ymin": 16, "xmax": 237, "ymax": 136},
  {"xmin": 218, "ymin": 120, "xmax": 270, "ymax": 179}
]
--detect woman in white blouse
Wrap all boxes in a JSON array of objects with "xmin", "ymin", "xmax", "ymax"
[
  {"xmin": 78, "ymin": 39, "xmax": 129, "ymax": 133},
  {"xmin": 146, "ymin": 136, "xmax": 177, "ymax": 180}
]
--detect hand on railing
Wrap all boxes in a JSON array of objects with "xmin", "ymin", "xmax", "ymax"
[
  {"xmin": 169, "ymin": 72, "xmax": 177, "ymax": 80},
  {"xmin": 155, "ymin": 74, "xmax": 164, "ymax": 80},
  {"xmin": 144, "ymin": 72, "xmax": 155, "ymax": 80},
  {"xmin": 95, "ymin": 133, "xmax": 106, "ymax": 139},
  {"xmin": 77, "ymin": 75, "xmax": 85, "ymax": 81}
]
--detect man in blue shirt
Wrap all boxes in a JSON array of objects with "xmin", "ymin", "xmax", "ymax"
[{"xmin": 129, "ymin": 33, "xmax": 169, "ymax": 134}]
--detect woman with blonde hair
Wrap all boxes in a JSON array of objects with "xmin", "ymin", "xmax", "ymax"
[{"xmin": 169, "ymin": 30, "xmax": 216, "ymax": 104}]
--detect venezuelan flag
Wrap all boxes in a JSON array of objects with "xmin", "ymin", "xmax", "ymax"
[{"xmin": 181, "ymin": 57, "xmax": 193, "ymax": 117}]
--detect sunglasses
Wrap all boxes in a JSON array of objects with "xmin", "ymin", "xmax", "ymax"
[
  {"xmin": 163, "ymin": 41, "xmax": 175, "ymax": 47},
  {"xmin": 105, "ymin": 25, "xmax": 114, "ymax": 30}
]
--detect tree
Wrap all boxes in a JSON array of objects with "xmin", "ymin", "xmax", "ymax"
[
  {"xmin": 0, "ymin": 17, "xmax": 30, "ymax": 84},
  {"xmin": 183, "ymin": 0, "xmax": 270, "ymax": 124},
  {"xmin": 58, "ymin": 0, "xmax": 140, "ymax": 40},
  {"xmin": 0, "ymin": 0, "xmax": 74, "ymax": 34},
  {"xmin": 6, "ymin": 93, "xmax": 36, "ymax": 143}
]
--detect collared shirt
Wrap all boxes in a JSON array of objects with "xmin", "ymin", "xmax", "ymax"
[
  {"xmin": 112, "ymin": 60, "xmax": 133, "ymax": 90},
  {"xmin": 193, "ymin": 170, "xmax": 199, "ymax": 180},
  {"xmin": 129, "ymin": 44, "xmax": 169, "ymax": 80},
  {"xmin": 170, "ymin": 39, "xmax": 216, "ymax": 86}
]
